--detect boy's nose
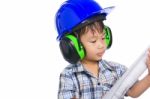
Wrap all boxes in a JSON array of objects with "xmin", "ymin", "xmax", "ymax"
[{"xmin": 97, "ymin": 40, "xmax": 105, "ymax": 49}]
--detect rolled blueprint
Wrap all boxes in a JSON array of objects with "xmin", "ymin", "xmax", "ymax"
[{"xmin": 103, "ymin": 47, "xmax": 149, "ymax": 99}]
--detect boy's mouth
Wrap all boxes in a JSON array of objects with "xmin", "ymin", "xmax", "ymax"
[{"xmin": 97, "ymin": 52, "xmax": 104, "ymax": 56}]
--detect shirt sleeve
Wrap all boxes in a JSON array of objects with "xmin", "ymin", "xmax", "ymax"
[{"xmin": 58, "ymin": 70, "xmax": 78, "ymax": 99}]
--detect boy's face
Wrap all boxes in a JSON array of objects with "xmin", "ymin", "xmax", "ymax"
[{"xmin": 80, "ymin": 27, "xmax": 107, "ymax": 62}]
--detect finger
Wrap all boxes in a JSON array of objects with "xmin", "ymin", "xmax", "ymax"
[
  {"xmin": 148, "ymin": 48, "xmax": 150, "ymax": 52},
  {"xmin": 146, "ymin": 49, "xmax": 150, "ymax": 57},
  {"xmin": 147, "ymin": 52, "xmax": 150, "ymax": 60},
  {"xmin": 146, "ymin": 56, "xmax": 150, "ymax": 67}
]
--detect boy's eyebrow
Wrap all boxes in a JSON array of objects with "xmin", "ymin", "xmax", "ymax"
[
  {"xmin": 100, "ymin": 33, "xmax": 105, "ymax": 38},
  {"xmin": 88, "ymin": 33, "xmax": 105, "ymax": 40}
]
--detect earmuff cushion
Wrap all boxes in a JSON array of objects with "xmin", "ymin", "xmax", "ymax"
[
  {"xmin": 65, "ymin": 35, "xmax": 85, "ymax": 59},
  {"xmin": 59, "ymin": 37, "xmax": 81, "ymax": 64}
]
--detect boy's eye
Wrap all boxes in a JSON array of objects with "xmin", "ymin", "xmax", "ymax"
[
  {"xmin": 101, "ymin": 34, "xmax": 105, "ymax": 40},
  {"xmin": 102, "ymin": 37, "xmax": 105, "ymax": 40},
  {"xmin": 90, "ymin": 40, "xmax": 96, "ymax": 43}
]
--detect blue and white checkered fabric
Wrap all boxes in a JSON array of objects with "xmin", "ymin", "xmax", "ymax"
[{"xmin": 58, "ymin": 60, "xmax": 127, "ymax": 99}]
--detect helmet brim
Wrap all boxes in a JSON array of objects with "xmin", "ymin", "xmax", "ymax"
[{"xmin": 101, "ymin": 6, "xmax": 115, "ymax": 15}]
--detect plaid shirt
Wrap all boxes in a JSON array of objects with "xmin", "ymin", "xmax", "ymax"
[{"xmin": 58, "ymin": 60, "xmax": 127, "ymax": 99}]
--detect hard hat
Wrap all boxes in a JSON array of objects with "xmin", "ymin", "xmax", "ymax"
[{"xmin": 55, "ymin": 0, "xmax": 114, "ymax": 40}]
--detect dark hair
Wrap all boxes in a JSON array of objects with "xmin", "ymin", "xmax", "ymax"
[{"xmin": 73, "ymin": 20, "xmax": 105, "ymax": 39}]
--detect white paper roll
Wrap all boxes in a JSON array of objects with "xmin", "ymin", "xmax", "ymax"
[{"xmin": 103, "ymin": 47, "xmax": 149, "ymax": 99}]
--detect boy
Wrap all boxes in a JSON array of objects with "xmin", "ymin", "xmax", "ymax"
[{"xmin": 55, "ymin": 0, "xmax": 150, "ymax": 98}]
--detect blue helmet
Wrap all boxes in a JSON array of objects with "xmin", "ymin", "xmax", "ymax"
[{"xmin": 55, "ymin": 0, "xmax": 114, "ymax": 40}]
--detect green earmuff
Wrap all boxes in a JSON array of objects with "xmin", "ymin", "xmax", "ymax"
[
  {"xmin": 59, "ymin": 25, "xmax": 112, "ymax": 64},
  {"xmin": 104, "ymin": 25, "xmax": 112, "ymax": 49},
  {"xmin": 59, "ymin": 34, "xmax": 85, "ymax": 64},
  {"xmin": 65, "ymin": 35, "xmax": 85, "ymax": 60}
]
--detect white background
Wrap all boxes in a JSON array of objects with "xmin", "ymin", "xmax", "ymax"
[{"xmin": 0, "ymin": 0, "xmax": 150, "ymax": 99}]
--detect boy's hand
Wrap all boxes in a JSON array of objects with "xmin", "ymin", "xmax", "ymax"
[{"xmin": 146, "ymin": 48, "xmax": 150, "ymax": 75}]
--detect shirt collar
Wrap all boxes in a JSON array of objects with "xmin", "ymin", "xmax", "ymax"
[
  {"xmin": 72, "ymin": 62, "xmax": 85, "ymax": 73},
  {"xmin": 72, "ymin": 60, "xmax": 114, "ymax": 73},
  {"xmin": 99, "ymin": 60, "xmax": 114, "ymax": 72}
]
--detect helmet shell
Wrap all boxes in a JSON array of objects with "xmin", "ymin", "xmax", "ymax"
[{"xmin": 55, "ymin": 0, "xmax": 114, "ymax": 40}]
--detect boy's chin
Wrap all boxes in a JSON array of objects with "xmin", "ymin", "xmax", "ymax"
[
  {"xmin": 92, "ymin": 57, "xmax": 103, "ymax": 62},
  {"xmin": 96, "ymin": 56, "xmax": 103, "ymax": 60}
]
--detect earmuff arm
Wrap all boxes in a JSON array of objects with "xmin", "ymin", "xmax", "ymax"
[{"xmin": 74, "ymin": 32, "xmax": 82, "ymax": 51}]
